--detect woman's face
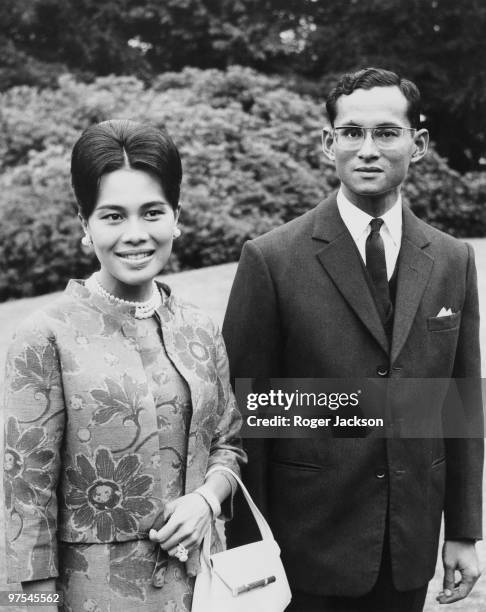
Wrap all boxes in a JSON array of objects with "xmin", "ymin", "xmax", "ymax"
[{"xmin": 82, "ymin": 167, "xmax": 178, "ymax": 301}]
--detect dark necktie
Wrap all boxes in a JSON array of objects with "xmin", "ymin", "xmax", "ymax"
[{"xmin": 366, "ymin": 218, "xmax": 392, "ymax": 323}]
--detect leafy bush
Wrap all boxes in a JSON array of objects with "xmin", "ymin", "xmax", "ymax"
[{"xmin": 0, "ymin": 66, "xmax": 484, "ymax": 301}]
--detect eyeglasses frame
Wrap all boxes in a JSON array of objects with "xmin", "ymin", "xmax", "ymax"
[{"xmin": 321, "ymin": 125, "xmax": 417, "ymax": 153}]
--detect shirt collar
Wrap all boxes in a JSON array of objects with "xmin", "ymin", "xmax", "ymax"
[{"xmin": 336, "ymin": 187, "xmax": 402, "ymax": 247}]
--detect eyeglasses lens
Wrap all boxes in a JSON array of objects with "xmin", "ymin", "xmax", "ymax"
[{"xmin": 334, "ymin": 127, "xmax": 407, "ymax": 150}]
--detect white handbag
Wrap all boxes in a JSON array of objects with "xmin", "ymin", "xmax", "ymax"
[{"xmin": 191, "ymin": 466, "xmax": 292, "ymax": 612}]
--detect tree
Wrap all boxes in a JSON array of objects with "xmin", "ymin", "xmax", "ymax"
[
  {"xmin": 0, "ymin": 0, "xmax": 295, "ymax": 86},
  {"xmin": 284, "ymin": 0, "xmax": 486, "ymax": 171},
  {"xmin": 1, "ymin": 0, "xmax": 485, "ymax": 169},
  {"xmin": 0, "ymin": 0, "xmax": 153, "ymax": 86}
]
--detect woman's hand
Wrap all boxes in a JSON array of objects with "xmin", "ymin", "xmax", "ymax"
[{"xmin": 148, "ymin": 493, "xmax": 212, "ymax": 558}]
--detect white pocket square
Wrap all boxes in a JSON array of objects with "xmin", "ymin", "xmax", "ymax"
[{"xmin": 436, "ymin": 307, "xmax": 454, "ymax": 317}]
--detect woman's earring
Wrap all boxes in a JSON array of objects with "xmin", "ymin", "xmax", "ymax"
[
  {"xmin": 173, "ymin": 227, "xmax": 181, "ymax": 239},
  {"xmin": 81, "ymin": 234, "xmax": 92, "ymax": 247}
]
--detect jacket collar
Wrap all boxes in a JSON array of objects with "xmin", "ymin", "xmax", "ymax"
[
  {"xmin": 391, "ymin": 207, "xmax": 434, "ymax": 363},
  {"xmin": 312, "ymin": 193, "xmax": 434, "ymax": 361},
  {"xmin": 313, "ymin": 193, "xmax": 390, "ymax": 354},
  {"xmin": 65, "ymin": 278, "xmax": 175, "ymax": 323}
]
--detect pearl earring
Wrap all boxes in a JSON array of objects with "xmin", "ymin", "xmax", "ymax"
[
  {"xmin": 173, "ymin": 227, "xmax": 181, "ymax": 239},
  {"xmin": 81, "ymin": 234, "xmax": 92, "ymax": 247}
]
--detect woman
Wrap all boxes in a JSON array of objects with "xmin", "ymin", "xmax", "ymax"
[{"xmin": 3, "ymin": 120, "xmax": 246, "ymax": 611}]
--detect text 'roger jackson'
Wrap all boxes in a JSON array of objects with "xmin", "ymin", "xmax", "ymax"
[{"xmin": 246, "ymin": 415, "xmax": 384, "ymax": 429}]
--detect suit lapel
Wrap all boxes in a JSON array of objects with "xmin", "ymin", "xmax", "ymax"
[
  {"xmin": 313, "ymin": 196, "xmax": 389, "ymax": 355},
  {"xmin": 391, "ymin": 207, "xmax": 434, "ymax": 363}
]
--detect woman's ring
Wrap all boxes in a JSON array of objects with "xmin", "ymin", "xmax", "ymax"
[{"xmin": 175, "ymin": 543, "xmax": 189, "ymax": 562}]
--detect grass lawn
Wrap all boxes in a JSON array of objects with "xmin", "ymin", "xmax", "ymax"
[{"xmin": 0, "ymin": 239, "xmax": 485, "ymax": 609}]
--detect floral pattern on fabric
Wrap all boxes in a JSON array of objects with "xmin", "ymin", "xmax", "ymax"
[
  {"xmin": 3, "ymin": 278, "xmax": 245, "ymax": 590},
  {"xmin": 65, "ymin": 449, "xmax": 155, "ymax": 542},
  {"xmin": 8, "ymin": 341, "xmax": 60, "ymax": 422},
  {"xmin": 57, "ymin": 544, "xmax": 90, "ymax": 591},
  {"xmin": 4, "ymin": 417, "xmax": 55, "ymax": 509},
  {"xmin": 87, "ymin": 374, "xmax": 152, "ymax": 453},
  {"xmin": 173, "ymin": 324, "xmax": 216, "ymax": 382},
  {"xmin": 57, "ymin": 540, "xmax": 195, "ymax": 611},
  {"xmin": 109, "ymin": 541, "xmax": 157, "ymax": 600},
  {"xmin": 90, "ymin": 375, "xmax": 147, "ymax": 428}
]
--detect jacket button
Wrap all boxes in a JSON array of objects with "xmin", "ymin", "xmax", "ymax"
[
  {"xmin": 376, "ymin": 366, "xmax": 389, "ymax": 377},
  {"xmin": 375, "ymin": 470, "xmax": 386, "ymax": 479}
]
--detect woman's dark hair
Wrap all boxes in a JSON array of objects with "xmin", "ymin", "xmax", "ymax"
[
  {"xmin": 71, "ymin": 119, "xmax": 182, "ymax": 218},
  {"xmin": 326, "ymin": 67, "xmax": 421, "ymax": 129}
]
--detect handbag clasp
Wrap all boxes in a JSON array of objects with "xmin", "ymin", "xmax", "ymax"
[{"xmin": 233, "ymin": 575, "xmax": 276, "ymax": 596}]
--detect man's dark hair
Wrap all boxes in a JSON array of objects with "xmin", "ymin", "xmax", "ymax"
[
  {"xmin": 71, "ymin": 119, "xmax": 182, "ymax": 218},
  {"xmin": 326, "ymin": 67, "xmax": 421, "ymax": 129}
]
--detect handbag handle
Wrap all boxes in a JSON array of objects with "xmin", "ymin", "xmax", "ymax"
[
  {"xmin": 205, "ymin": 465, "xmax": 274, "ymax": 541},
  {"xmin": 200, "ymin": 465, "xmax": 276, "ymax": 563}
]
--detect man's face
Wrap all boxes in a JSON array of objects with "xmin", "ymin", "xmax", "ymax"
[{"xmin": 324, "ymin": 86, "xmax": 428, "ymax": 207}]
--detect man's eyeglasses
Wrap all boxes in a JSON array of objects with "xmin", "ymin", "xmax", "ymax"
[{"xmin": 324, "ymin": 126, "xmax": 416, "ymax": 151}]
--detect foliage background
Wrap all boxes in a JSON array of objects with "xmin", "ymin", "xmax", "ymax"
[
  {"xmin": 2, "ymin": 0, "xmax": 485, "ymax": 171},
  {"xmin": 0, "ymin": 0, "xmax": 485, "ymax": 301}
]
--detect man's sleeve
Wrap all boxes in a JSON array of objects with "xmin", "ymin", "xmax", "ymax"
[
  {"xmin": 444, "ymin": 242, "xmax": 484, "ymax": 540},
  {"xmin": 222, "ymin": 240, "xmax": 282, "ymax": 547},
  {"xmin": 223, "ymin": 240, "xmax": 283, "ymax": 379}
]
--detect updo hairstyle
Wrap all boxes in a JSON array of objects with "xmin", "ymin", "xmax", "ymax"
[{"xmin": 71, "ymin": 119, "xmax": 182, "ymax": 218}]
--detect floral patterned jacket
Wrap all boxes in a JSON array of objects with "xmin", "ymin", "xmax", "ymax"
[{"xmin": 3, "ymin": 280, "xmax": 246, "ymax": 583}]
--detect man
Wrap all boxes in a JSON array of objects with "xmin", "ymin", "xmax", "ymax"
[{"xmin": 222, "ymin": 68, "xmax": 483, "ymax": 611}]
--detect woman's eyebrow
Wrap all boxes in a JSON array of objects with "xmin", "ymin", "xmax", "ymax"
[
  {"xmin": 95, "ymin": 204, "xmax": 125, "ymax": 212},
  {"xmin": 95, "ymin": 200, "xmax": 169, "ymax": 211},
  {"xmin": 140, "ymin": 200, "xmax": 170, "ymax": 208}
]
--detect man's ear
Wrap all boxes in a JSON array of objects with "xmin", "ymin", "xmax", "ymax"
[
  {"xmin": 411, "ymin": 129, "xmax": 429, "ymax": 163},
  {"xmin": 322, "ymin": 128, "xmax": 336, "ymax": 161}
]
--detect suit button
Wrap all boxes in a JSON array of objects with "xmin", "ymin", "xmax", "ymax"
[
  {"xmin": 376, "ymin": 366, "xmax": 389, "ymax": 377},
  {"xmin": 375, "ymin": 471, "xmax": 386, "ymax": 479}
]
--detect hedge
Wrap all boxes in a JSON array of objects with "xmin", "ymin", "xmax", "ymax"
[{"xmin": 0, "ymin": 66, "xmax": 484, "ymax": 300}]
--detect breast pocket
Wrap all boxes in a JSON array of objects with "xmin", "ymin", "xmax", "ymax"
[{"xmin": 427, "ymin": 310, "xmax": 461, "ymax": 332}]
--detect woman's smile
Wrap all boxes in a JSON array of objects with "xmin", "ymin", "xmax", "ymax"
[{"xmin": 116, "ymin": 249, "xmax": 156, "ymax": 263}]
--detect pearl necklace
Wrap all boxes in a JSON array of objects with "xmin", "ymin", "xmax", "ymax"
[{"xmin": 86, "ymin": 275, "xmax": 162, "ymax": 319}]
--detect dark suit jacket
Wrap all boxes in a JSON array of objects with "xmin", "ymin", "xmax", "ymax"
[{"xmin": 222, "ymin": 194, "xmax": 483, "ymax": 596}]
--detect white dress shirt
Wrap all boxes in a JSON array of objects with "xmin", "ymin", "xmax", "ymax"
[{"xmin": 336, "ymin": 188, "xmax": 403, "ymax": 280}]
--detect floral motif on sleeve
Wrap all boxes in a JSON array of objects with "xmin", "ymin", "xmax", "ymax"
[
  {"xmin": 205, "ymin": 328, "xmax": 246, "ymax": 514},
  {"xmin": 4, "ymin": 417, "xmax": 55, "ymax": 510},
  {"xmin": 8, "ymin": 339, "xmax": 60, "ymax": 422},
  {"xmin": 64, "ymin": 449, "xmax": 155, "ymax": 542},
  {"xmin": 3, "ymin": 321, "xmax": 65, "ymax": 583},
  {"xmin": 10, "ymin": 343, "xmax": 56, "ymax": 392}
]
